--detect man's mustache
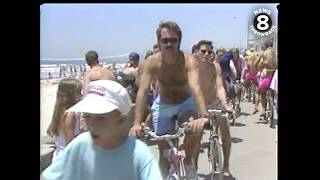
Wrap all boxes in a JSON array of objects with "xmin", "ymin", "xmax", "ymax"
[{"xmin": 165, "ymin": 46, "xmax": 174, "ymax": 50}]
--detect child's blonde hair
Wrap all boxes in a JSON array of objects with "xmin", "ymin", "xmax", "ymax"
[{"xmin": 47, "ymin": 77, "xmax": 82, "ymax": 136}]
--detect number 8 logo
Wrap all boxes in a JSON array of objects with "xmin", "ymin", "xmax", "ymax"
[{"xmin": 256, "ymin": 15, "xmax": 269, "ymax": 31}]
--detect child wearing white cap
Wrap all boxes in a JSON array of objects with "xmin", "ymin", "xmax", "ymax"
[{"xmin": 41, "ymin": 80, "xmax": 162, "ymax": 180}]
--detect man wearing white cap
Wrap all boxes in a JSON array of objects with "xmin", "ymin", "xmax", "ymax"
[{"xmin": 41, "ymin": 80, "xmax": 162, "ymax": 180}]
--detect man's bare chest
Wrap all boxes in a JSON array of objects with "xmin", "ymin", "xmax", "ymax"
[{"xmin": 157, "ymin": 66, "xmax": 187, "ymax": 87}]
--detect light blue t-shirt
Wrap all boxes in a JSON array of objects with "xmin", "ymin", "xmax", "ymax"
[{"xmin": 42, "ymin": 132, "xmax": 162, "ymax": 180}]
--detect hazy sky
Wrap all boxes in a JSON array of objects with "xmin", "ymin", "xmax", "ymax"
[{"xmin": 40, "ymin": 3, "xmax": 278, "ymax": 60}]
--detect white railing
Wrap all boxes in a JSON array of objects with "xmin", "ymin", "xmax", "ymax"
[{"xmin": 40, "ymin": 53, "xmax": 130, "ymax": 61}]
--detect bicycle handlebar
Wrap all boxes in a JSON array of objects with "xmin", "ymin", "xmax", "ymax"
[
  {"xmin": 143, "ymin": 122, "xmax": 189, "ymax": 141},
  {"xmin": 208, "ymin": 109, "xmax": 230, "ymax": 117}
]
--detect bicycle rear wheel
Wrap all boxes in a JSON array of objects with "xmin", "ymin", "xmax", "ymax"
[{"xmin": 209, "ymin": 137, "xmax": 223, "ymax": 180}]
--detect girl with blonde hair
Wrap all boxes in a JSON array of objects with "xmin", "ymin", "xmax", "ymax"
[
  {"xmin": 46, "ymin": 77, "xmax": 82, "ymax": 162},
  {"xmin": 242, "ymin": 48, "xmax": 260, "ymax": 104},
  {"xmin": 256, "ymin": 47, "xmax": 277, "ymax": 119}
]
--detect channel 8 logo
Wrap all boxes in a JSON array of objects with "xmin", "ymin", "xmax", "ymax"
[
  {"xmin": 253, "ymin": 13, "xmax": 272, "ymax": 32},
  {"xmin": 250, "ymin": 8, "xmax": 277, "ymax": 37}
]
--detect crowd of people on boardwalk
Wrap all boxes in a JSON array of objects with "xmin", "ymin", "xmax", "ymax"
[{"xmin": 41, "ymin": 20, "xmax": 278, "ymax": 180}]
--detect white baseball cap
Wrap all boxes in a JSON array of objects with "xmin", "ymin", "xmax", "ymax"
[{"xmin": 66, "ymin": 80, "xmax": 132, "ymax": 114}]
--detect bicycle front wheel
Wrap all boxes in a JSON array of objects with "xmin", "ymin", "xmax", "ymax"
[
  {"xmin": 231, "ymin": 112, "xmax": 236, "ymax": 126},
  {"xmin": 166, "ymin": 174, "xmax": 179, "ymax": 180},
  {"xmin": 252, "ymin": 84, "xmax": 256, "ymax": 104},
  {"xmin": 236, "ymin": 94, "xmax": 241, "ymax": 117},
  {"xmin": 230, "ymin": 101, "xmax": 236, "ymax": 126},
  {"xmin": 267, "ymin": 95, "xmax": 275, "ymax": 128},
  {"xmin": 177, "ymin": 157, "xmax": 185, "ymax": 179},
  {"xmin": 209, "ymin": 137, "xmax": 223, "ymax": 179}
]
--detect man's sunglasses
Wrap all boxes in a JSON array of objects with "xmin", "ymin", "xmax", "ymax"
[
  {"xmin": 160, "ymin": 38, "xmax": 179, "ymax": 45},
  {"xmin": 200, "ymin": 50, "xmax": 213, "ymax": 54}
]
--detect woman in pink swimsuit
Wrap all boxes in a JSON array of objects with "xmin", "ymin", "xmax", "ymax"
[
  {"xmin": 255, "ymin": 48, "xmax": 277, "ymax": 119},
  {"xmin": 242, "ymin": 48, "xmax": 259, "ymax": 101}
]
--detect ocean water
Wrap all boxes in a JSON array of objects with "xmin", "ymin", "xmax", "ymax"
[
  {"xmin": 40, "ymin": 61, "xmax": 127, "ymax": 79},
  {"xmin": 39, "ymin": 55, "xmax": 146, "ymax": 79},
  {"xmin": 40, "ymin": 56, "xmax": 130, "ymax": 65}
]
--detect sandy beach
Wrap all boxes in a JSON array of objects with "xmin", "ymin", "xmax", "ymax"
[
  {"xmin": 40, "ymin": 80, "xmax": 59, "ymax": 139},
  {"xmin": 40, "ymin": 79, "xmax": 61, "ymax": 172}
]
